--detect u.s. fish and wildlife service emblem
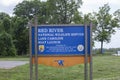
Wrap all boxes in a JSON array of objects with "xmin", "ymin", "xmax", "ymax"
[
  {"xmin": 39, "ymin": 45, "xmax": 45, "ymax": 52},
  {"xmin": 77, "ymin": 45, "xmax": 84, "ymax": 52}
]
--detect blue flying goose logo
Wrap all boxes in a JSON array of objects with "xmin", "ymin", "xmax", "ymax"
[{"xmin": 55, "ymin": 60, "xmax": 64, "ymax": 66}]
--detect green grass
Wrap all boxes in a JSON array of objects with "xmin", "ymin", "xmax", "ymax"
[
  {"xmin": 0, "ymin": 56, "xmax": 29, "ymax": 61},
  {"xmin": 0, "ymin": 55, "xmax": 120, "ymax": 80},
  {"xmin": 93, "ymin": 55, "xmax": 120, "ymax": 80}
]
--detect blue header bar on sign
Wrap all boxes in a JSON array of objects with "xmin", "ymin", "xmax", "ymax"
[{"xmin": 31, "ymin": 25, "xmax": 90, "ymax": 56}]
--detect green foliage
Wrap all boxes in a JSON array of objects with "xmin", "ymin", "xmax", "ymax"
[
  {"xmin": 12, "ymin": 17, "xmax": 29, "ymax": 55},
  {"xmin": 0, "ymin": 12, "xmax": 10, "ymax": 20},
  {"xmin": 84, "ymin": 13, "xmax": 93, "ymax": 24},
  {"xmin": 14, "ymin": 0, "xmax": 43, "ymax": 20},
  {"xmin": 47, "ymin": 0, "xmax": 83, "ymax": 24},
  {"xmin": 14, "ymin": 0, "xmax": 83, "ymax": 24},
  {"xmin": 2, "ymin": 17, "xmax": 11, "ymax": 33},
  {"xmin": 72, "ymin": 11, "xmax": 83, "ymax": 24},
  {"xmin": 0, "ymin": 21, "xmax": 3, "ymax": 32},
  {"xmin": 0, "ymin": 12, "xmax": 10, "ymax": 33},
  {"xmin": 0, "ymin": 12, "xmax": 16, "ymax": 56},
  {"xmin": 93, "ymin": 4, "xmax": 119, "ymax": 53},
  {"xmin": 0, "ymin": 32, "xmax": 16, "ymax": 56},
  {"xmin": 114, "ymin": 9, "xmax": 120, "ymax": 27},
  {"xmin": 14, "ymin": 0, "xmax": 48, "ymax": 24},
  {"xmin": 94, "ymin": 4, "xmax": 119, "ymax": 43}
]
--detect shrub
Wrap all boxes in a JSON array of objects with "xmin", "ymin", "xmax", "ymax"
[{"xmin": 0, "ymin": 32, "xmax": 16, "ymax": 56}]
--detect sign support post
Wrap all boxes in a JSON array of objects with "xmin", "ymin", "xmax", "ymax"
[
  {"xmin": 90, "ymin": 23, "xmax": 93, "ymax": 80},
  {"xmin": 34, "ymin": 16, "xmax": 38, "ymax": 80},
  {"xmin": 84, "ymin": 24, "xmax": 88, "ymax": 80},
  {"xmin": 29, "ymin": 20, "xmax": 33, "ymax": 80}
]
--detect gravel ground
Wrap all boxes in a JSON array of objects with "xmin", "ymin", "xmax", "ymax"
[{"xmin": 0, "ymin": 61, "xmax": 29, "ymax": 69}]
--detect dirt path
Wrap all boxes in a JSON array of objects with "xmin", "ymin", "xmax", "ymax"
[{"xmin": 0, "ymin": 61, "xmax": 29, "ymax": 69}]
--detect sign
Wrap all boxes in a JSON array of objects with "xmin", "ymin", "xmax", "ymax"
[
  {"xmin": 31, "ymin": 25, "xmax": 90, "ymax": 56},
  {"xmin": 29, "ymin": 19, "xmax": 92, "ymax": 80}
]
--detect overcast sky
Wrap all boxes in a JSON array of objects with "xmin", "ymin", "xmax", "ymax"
[{"xmin": 0, "ymin": 0, "xmax": 120, "ymax": 49}]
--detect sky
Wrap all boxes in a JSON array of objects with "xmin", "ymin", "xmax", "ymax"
[
  {"xmin": 0, "ymin": 0, "xmax": 22, "ymax": 16},
  {"xmin": 0, "ymin": 0, "xmax": 120, "ymax": 49}
]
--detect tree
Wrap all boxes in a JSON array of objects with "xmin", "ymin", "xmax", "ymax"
[
  {"xmin": 14, "ymin": 0, "xmax": 49, "ymax": 24},
  {"xmin": 47, "ymin": 0, "xmax": 83, "ymax": 24},
  {"xmin": 0, "ymin": 21, "xmax": 3, "ymax": 32},
  {"xmin": 0, "ymin": 12, "xmax": 10, "ymax": 33},
  {"xmin": 2, "ymin": 17, "xmax": 11, "ymax": 33},
  {"xmin": 0, "ymin": 12, "xmax": 10, "ymax": 20},
  {"xmin": 72, "ymin": 11, "xmax": 83, "ymax": 24},
  {"xmin": 14, "ymin": 0, "xmax": 41, "ymax": 19},
  {"xmin": 114, "ymin": 9, "xmax": 120, "ymax": 26},
  {"xmin": 14, "ymin": 0, "xmax": 40, "ymax": 55},
  {"xmin": 0, "ymin": 12, "xmax": 17, "ymax": 56},
  {"xmin": 94, "ymin": 4, "xmax": 119, "ymax": 54},
  {"xmin": 0, "ymin": 32, "xmax": 16, "ymax": 56},
  {"xmin": 12, "ymin": 17, "xmax": 29, "ymax": 55},
  {"xmin": 14, "ymin": 0, "xmax": 83, "ymax": 24}
]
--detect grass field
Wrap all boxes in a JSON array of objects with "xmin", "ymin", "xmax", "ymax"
[
  {"xmin": 0, "ymin": 55, "xmax": 120, "ymax": 80},
  {"xmin": 0, "ymin": 56, "xmax": 29, "ymax": 61}
]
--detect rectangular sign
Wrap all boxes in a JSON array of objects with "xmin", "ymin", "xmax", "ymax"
[{"xmin": 31, "ymin": 25, "xmax": 90, "ymax": 56}]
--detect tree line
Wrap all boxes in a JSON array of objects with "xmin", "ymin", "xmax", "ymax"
[{"xmin": 0, "ymin": 0, "xmax": 120, "ymax": 56}]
